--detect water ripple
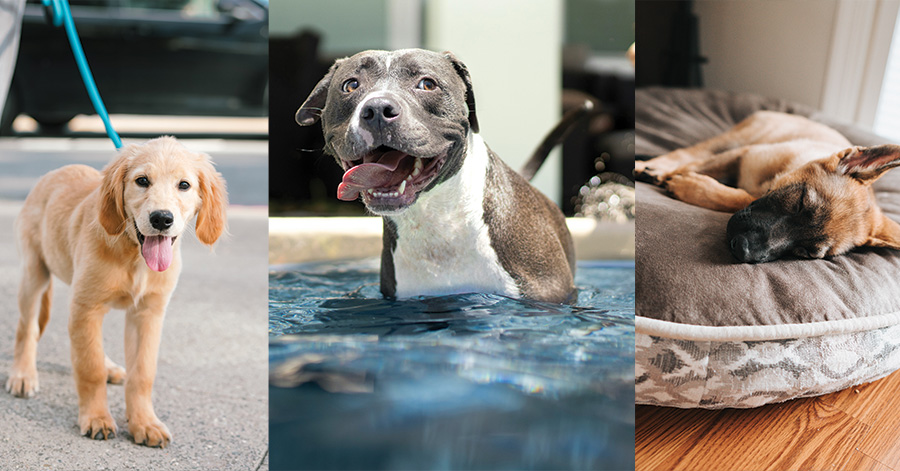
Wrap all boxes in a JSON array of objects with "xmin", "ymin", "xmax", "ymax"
[{"xmin": 269, "ymin": 258, "xmax": 635, "ymax": 470}]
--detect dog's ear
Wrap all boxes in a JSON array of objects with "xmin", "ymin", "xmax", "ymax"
[
  {"xmin": 296, "ymin": 59, "xmax": 344, "ymax": 127},
  {"xmin": 444, "ymin": 51, "xmax": 479, "ymax": 134},
  {"xmin": 99, "ymin": 147, "xmax": 132, "ymax": 236},
  {"xmin": 195, "ymin": 154, "xmax": 228, "ymax": 246},
  {"xmin": 864, "ymin": 211, "xmax": 900, "ymax": 250},
  {"xmin": 837, "ymin": 144, "xmax": 900, "ymax": 184}
]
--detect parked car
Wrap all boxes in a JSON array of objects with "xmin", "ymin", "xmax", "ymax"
[{"xmin": 1, "ymin": 0, "xmax": 268, "ymax": 134}]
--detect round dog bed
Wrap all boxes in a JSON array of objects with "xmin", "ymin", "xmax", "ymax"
[{"xmin": 636, "ymin": 88, "xmax": 900, "ymax": 408}]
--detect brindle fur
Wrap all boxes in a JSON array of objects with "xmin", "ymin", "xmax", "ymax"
[{"xmin": 636, "ymin": 111, "xmax": 900, "ymax": 262}]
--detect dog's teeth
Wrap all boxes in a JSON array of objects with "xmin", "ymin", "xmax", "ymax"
[
  {"xmin": 368, "ymin": 189, "xmax": 374, "ymax": 195},
  {"xmin": 398, "ymin": 180, "xmax": 406, "ymax": 195}
]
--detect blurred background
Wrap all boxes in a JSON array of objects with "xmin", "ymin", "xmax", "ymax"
[
  {"xmin": 2, "ymin": 0, "xmax": 268, "ymax": 140},
  {"xmin": 637, "ymin": 0, "xmax": 900, "ymax": 137},
  {"xmin": 0, "ymin": 0, "xmax": 271, "ymax": 203},
  {"xmin": 268, "ymin": 0, "xmax": 635, "ymax": 217}
]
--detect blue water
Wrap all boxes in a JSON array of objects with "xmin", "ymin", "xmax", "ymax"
[{"xmin": 269, "ymin": 258, "xmax": 634, "ymax": 471}]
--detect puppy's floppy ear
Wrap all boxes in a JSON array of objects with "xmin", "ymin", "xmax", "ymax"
[
  {"xmin": 296, "ymin": 59, "xmax": 344, "ymax": 126},
  {"xmin": 195, "ymin": 154, "xmax": 228, "ymax": 246},
  {"xmin": 864, "ymin": 211, "xmax": 900, "ymax": 250},
  {"xmin": 837, "ymin": 144, "xmax": 900, "ymax": 184},
  {"xmin": 99, "ymin": 146, "xmax": 133, "ymax": 235},
  {"xmin": 444, "ymin": 51, "xmax": 479, "ymax": 134}
]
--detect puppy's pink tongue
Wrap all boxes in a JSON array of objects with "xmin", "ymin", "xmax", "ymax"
[
  {"xmin": 141, "ymin": 236, "xmax": 173, "ymax": 272},
  {"xmin": 337, "ymin": 151, "xmax": 406, "ymax": 201}
]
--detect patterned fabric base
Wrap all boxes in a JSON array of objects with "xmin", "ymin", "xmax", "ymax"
[{"xmin": 636, "ymin": 322, "xmax": 900, "ymax": 408}]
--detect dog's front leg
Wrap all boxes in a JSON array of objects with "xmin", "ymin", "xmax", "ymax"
[
  {"xmin": 124, "ymin": 293, "xmax": 171, "ymax": 448},
  {"xmin": 664, "ymin": 171, "xmax": 755, "ymax": 212},
  {"xmin": 69, "ymin": 300, "xmax": 117, "ymax": 440}
]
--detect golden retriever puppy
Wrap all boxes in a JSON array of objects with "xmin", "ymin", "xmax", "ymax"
[{"xmin": 6, "ymin": 136, "xmax": 227, "ymax": 448}]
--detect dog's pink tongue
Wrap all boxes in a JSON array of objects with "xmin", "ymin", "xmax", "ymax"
[
  {"xmin": 337, "ymin": 151, "xmax": 406, "ymax": 201},
  {"xmin": 141, "ymin": 236, "xmax": 173, "ymax": 272}
]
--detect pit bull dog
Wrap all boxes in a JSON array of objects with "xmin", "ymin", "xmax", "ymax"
[{"xmin": 296, "ymin": 49, "xmax": 575, "ymax": 303}]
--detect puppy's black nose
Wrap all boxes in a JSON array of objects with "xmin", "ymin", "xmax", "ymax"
[
  {"xmin": 730, "ymin": 235, "xmax": 751, "ymax": 262},
  {"xmin": 361, "ymin": 97, "xmax": 401, "ymax": 124},
  {"xmin": 149, "ymin": 210, "xmax": 174, "ymax": 231}
]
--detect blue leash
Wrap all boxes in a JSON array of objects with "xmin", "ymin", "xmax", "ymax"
[{"xmin": 42, "ymin": 0, "xmax": 122, "ymax": 149}]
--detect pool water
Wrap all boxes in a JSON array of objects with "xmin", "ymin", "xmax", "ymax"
[{"xmin": 269, "ymin": 258, "xmax": 634, "ymax": 470}]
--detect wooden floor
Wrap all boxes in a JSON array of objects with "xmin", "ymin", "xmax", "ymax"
[{"xmin": 636, "ymin": 368, "xmax": 900, "ymax": 471}]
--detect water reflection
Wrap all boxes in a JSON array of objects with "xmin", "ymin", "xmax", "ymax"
[{"xmin": 269, "ymin": 259, "xmax": 635, "ymax": 470}]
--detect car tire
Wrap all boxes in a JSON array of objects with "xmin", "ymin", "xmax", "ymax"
[
  {"xmin": 32, "ymin": 113, "xmax": 75, "ymax": 135},
  {"xmin": 0, "ymin": 87, "xmax": 19, "ymax": 136}
]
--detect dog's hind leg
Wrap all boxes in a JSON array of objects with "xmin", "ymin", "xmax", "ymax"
[
  {"xmin": 7, "ymin": 252, "xmax": 52, "ymax": 398},
  {"xmin": 105, "ymin": 355, "xmax": 126, "ymax": 385},
  {"xmin": 637, "ymin": 136, "xmax": 758, "ymax": 184},
  {"xmin": 636, "ymin": 111, "xmax": 799, "ymax": 184},
  {"xmin": 667, "ymin": 146, "xmax": 753, "ymax": 184}
]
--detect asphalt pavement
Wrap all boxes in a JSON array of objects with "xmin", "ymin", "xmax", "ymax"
[{"xmin": 0, "ymin": 137, "xmax": 269, "ymax": 470}]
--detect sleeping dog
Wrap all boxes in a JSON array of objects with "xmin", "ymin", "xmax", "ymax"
[
  {"xmin": 297, "ymin": 49, "xmax": 575, "ymax": 303},
  {"xmin": 636, "ymin": 111, "xmax": 900, "ymax": 263},
  {"xmin": 7, "ymin": 137, "xmax": 227, "ymax": 447}
]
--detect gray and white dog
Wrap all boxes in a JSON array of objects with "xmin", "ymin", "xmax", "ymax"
[{"xmin": 297, "ymin": 49, "xmax": 575, "ymax": 303}]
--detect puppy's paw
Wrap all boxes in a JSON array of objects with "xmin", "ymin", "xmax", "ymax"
[
  {"xmin": 104, "ymin": 356, "xmax": 126, "ymax": 385},
  {"xmin": 636, "ymin": 151, "xmax": 693, "ymax": 184},
  {"xmin": 129, "ymin": 417, "xmax": 172, "ymax": 448},
  {"xmin": 663, "ymin": 172, "xmax": 712, "ymax": 202},
  {"xmin": 6, "ymin": 368, "xmax": 39, "ymax": 398},
  {"xmin": 80, "ymin": 412, "xmax": 118, "ymax": 440},
  {"xmin": 634, "ymin": 159, "xmax": 665, "ymax": 184},
  {"xmin": 106, "ymin": 365, "xmax": 126, "ymax": 385}
]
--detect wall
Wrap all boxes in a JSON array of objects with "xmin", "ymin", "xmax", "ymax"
[
  {"xmin": 693, "ymin": 0, "xmax": 838, "ymax": 110},
  {"xmin": 426, "ymin": 0, "xmax": 563, "ymax": 202},
  {"xmin": 269, "ymin": 0, "xmax": 389, "ymax": 55}
]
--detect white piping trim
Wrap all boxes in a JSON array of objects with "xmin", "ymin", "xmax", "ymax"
[{"xmin": 636, "ymin": 311, "xmax": 900, "ymax": 342}]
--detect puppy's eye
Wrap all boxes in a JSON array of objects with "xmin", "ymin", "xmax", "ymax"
[
  {"xmin": 136, "ymin": 176, "xmax": 150, "ymax": 187},
  {"xmin": 417, "ymin": 78, "xmax": 437, "ymax": 91},
  {"xmin": 342, "ymin": 79, "xmax": 359, "ymax": 93},
  {"xmin": 178, "ymin": 181, "xmax": 191, "ymax": 191}
]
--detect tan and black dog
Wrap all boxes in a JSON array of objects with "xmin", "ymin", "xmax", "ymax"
[{"xmin": 636, "ymin": 111, "xmax": 900, "ymax": 263}]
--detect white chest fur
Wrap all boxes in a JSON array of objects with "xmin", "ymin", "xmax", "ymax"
[{"xmin": 389, "ymin": 133, "xmax": 520, "ymax": 298}]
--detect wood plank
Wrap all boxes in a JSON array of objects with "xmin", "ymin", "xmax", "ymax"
[
  {"xmin": 635, "ymin": 406, "xmax": 723, "ymax": 471},
  {"xmin": 822, "ymin": 368, "xmax": 900, "ymax": 427},
  {"xmin": 820, "ymin": 369, "xmax": 900, "ymax": 467},
  {"xmin": 856, "ymin": 422, "xmax": 900, "ymax": 469},
  {"xmin": 838, "ymin": 450, "xmax": 895, "ymax": 471},
  {"xmin": 636, "ymin": 398, "xmax": 870, "ymax": 471}
]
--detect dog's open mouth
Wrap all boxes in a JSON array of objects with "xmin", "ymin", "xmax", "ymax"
[
  {"xmin": 337, "ymin": 146, "xmax": 445, "ymax": 209},
  {"xmin": 134, "ymin": 220, "xmax": 177, "ymax": 272}
]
